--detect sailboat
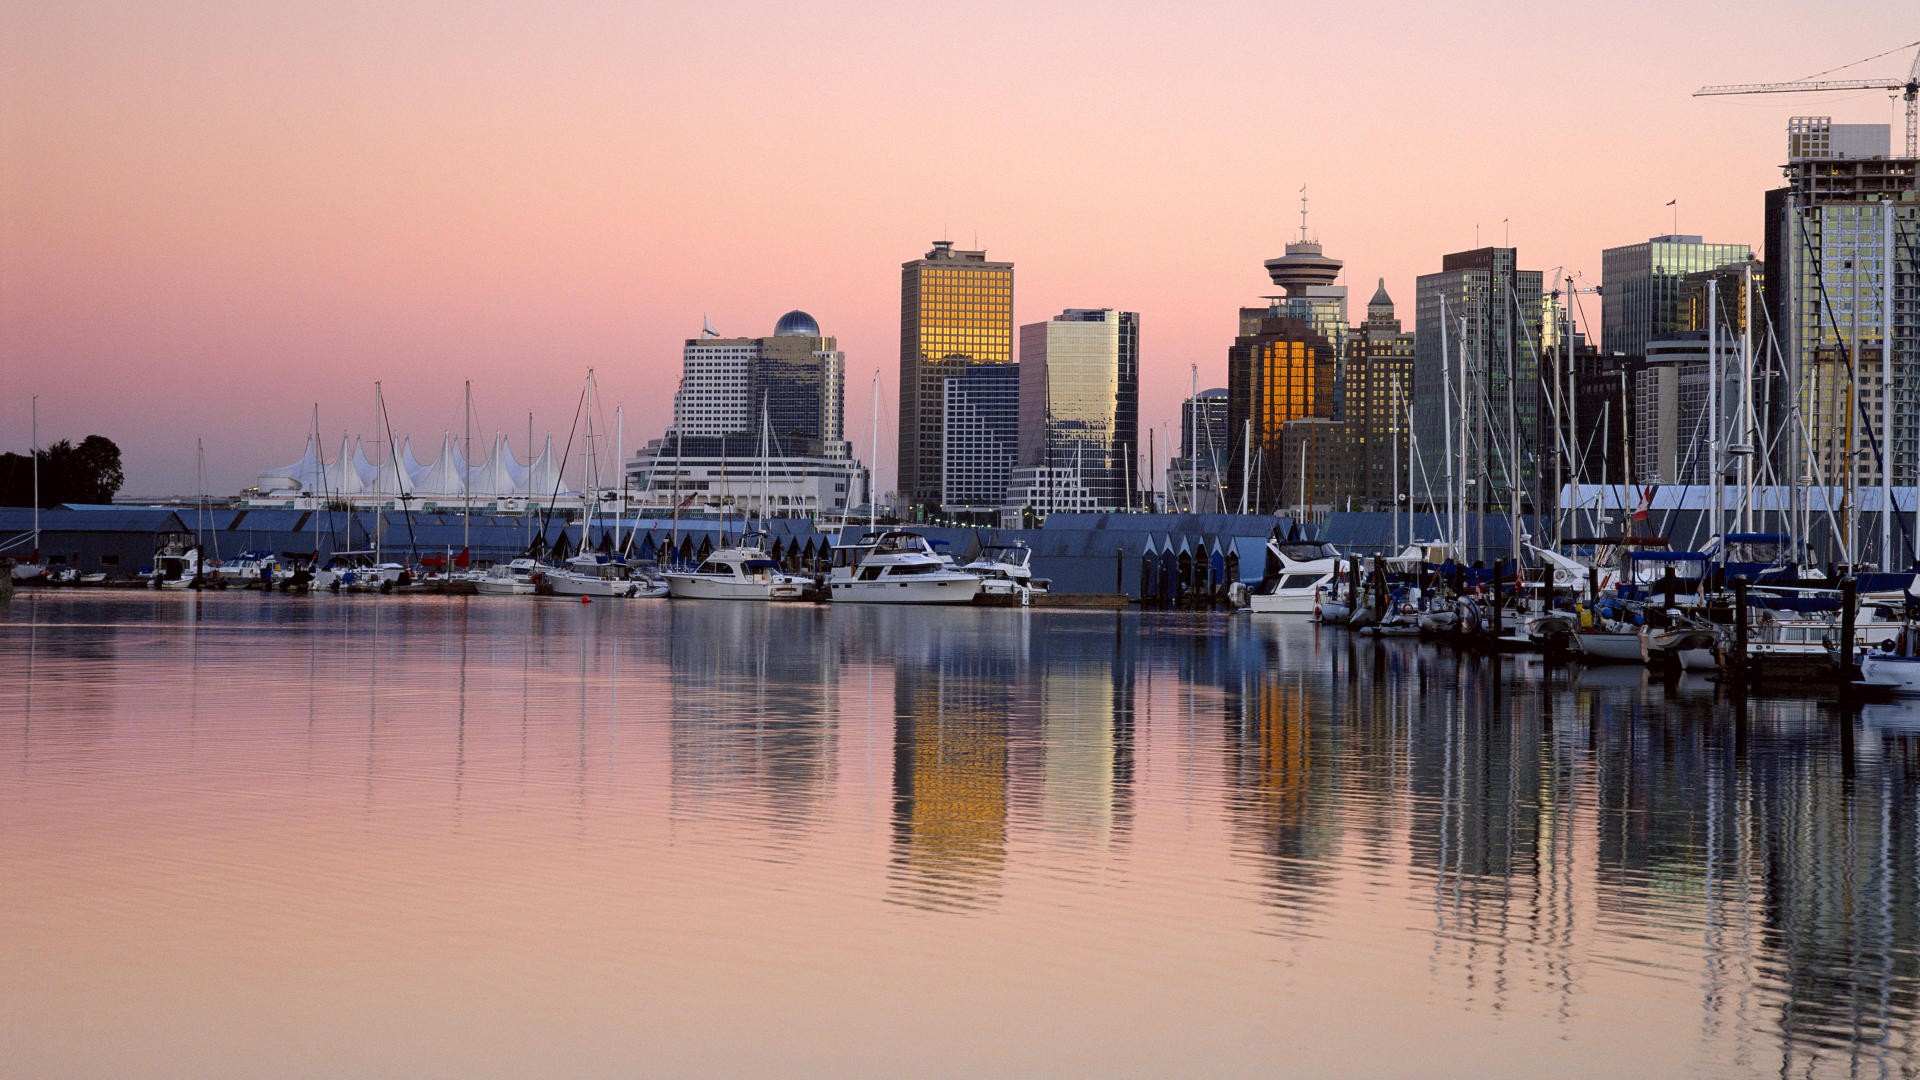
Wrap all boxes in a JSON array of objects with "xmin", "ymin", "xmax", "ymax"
[
  {"xmin": 545, "ymin": 371, "xmax": 668, "ymax": 598},
  {"xmin": 8, "ymin": 396, "xmax": 48, "ymax": 582}
]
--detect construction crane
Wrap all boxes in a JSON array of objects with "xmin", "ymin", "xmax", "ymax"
[{"xmin": 1695, "ymin": 40, "xmax": 1920, "ymax": 157}]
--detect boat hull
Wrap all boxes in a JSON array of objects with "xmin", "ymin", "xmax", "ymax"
[
  {"xmin": 1860, "ymin": 652, "xmax": 1920, "ymax": 695},
  {"xmin": 829, "ymin": 578, "xmax": 983, "ymax": 604},
  {"xmin": 665, "ymin": 575, "xmax": 806, "ymax": 601},
  {"xmin": 1576, "ymin": 629, "xmax": 1649, "ymax": 664}
]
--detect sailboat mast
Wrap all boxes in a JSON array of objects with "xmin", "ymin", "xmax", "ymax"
[
  {"xmin": 868, "ymin": 370, "xmax": 879, "ymax": 534},
  {"xmin": 1741, "ymin": 265, "xmax": 1756, "ymax": 534},
  {"xmin": 1441, "ymin": 297, "xmax": 1454, "ymax": 555},
  {"xmin": 1883, "ymin": 202, "xmax": 1895, "ymax": 570},
  {"xmin": 1709, "ymin": 283, "xmax": 1721, "ymax": 551},
  {"xmin": 1188, "ymin": 364, "xmax": 1198, "ymax": 514},
  {"xmin": 462, "ymin": 381, "xmax": 471, "ymax": 560},
  {"xmin": 29, "ymin": 395, "xmax": 38, "ymax": 559}
]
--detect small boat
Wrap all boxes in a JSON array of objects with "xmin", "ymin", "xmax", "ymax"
[
  {"xmin": 474, "ymin": 558, "xmax": 545, "ymax": 596},
  {"xmin": 961, "ymin": 542, "xmax": 1050, "ymax": 600},
  {"xmin": 827, "ymin": 530, "xmax": 983, "ymax": 604},
  {"xmin": 1860, "ymin": 626, "xmax": 1920, "ymax": 695},
  {"xmin": 150, "ymin": 544, "xmax": 207, "ymax": 589},
  {"xmin": 1573, "ymin": 601, "xmax": 1649, "ymax": 664},
  {"xmin": 546, "ymin": 553, "xmax": 666, "ymax": 598},
  {"xmin": 1246, "ymin": 542, "xmax": 1342, "ymax": 615},
  {"xmin": 664, "ymin": 543, "xmax": 808, "ymax": 601},
  {"xmin": 312, "ymin": 550, "xmax": 411, "ymax": 592}
]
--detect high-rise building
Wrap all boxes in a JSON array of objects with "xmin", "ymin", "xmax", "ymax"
[
  {"xmin": 941, "ymin": 362, "xmax": 1020, "ymax": 522},
  {"xmin": 1004, "ymin": 308, "xmax": 1140, "ymax": 516},
  {"xmin": 1346, "ymin": 279, "xmax": 1417, "ymax": 508},
  {"xmin": 1765, "ymin": 117, "xmax": 1920, "ymax": 540},
  {"xmin": 1227, "ymin": 226, "xmax": 1347, "ymax": 514},
  {"xmin": 630, "ymin": 312, "xmax": 864, "ymax": 518},
  {"xmin": 899, "ymin": 241, "xmax": 1014, "ymax": 516},
  {"xmin": 1168, "ymin": 388, "xmax": 1230, "ymax": 513},
  {"xmin": 1411, "ymin": 247, "xmax": 1545, "ymax": 527},
  {"xmin": 1601, "ymin": 235, "xmax": 1754, "ymax": 361}
]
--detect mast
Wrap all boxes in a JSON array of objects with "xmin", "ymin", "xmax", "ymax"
[
  {"xmin": 1709, "ymin": 282, "xmax": 1722, "ymax": 551},
  {"xmin": 868, "ymin": 369, "xmax": 879, "ymax": 534},
  {"xmin": 1238, "ymin": 419, "xmax": 1251, "ymax": 515},
  {"xmin": 1883, "ymin": 201, "xmax": 1895, "ymax": 570},
  {"xmin": 1441, "ymin": 297, "xmax": 1455, "ymax": 554},
  {"xmin": 1740, "ymin": 266, "xmax": 1755, "ymax": 534},
  {"xmin": 462, "ymin": 382, "xmax": 471, "ymax": 563},
  {"xmin": 615, "ymin": 403, "xmax": 624, "ymax": 556},
  {"xmin": 29, "ymin": 395, "xmax": 38, "ymax": 562},
  {"xmin": 1391, "ymin": 373, "xmax": 1401, "ymax": 550},
  {"xmin": 1189, "ymin": 364, "xmax": 1198, "ymax": 514}
]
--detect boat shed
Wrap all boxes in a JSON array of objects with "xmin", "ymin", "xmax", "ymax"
[{"xmin": 0, "ymin": 505, "xmax": 194, "ymax": 577}]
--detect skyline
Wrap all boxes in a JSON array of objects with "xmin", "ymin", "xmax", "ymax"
[{"xmin": 4, "ymin": 3, "xmax": 1914, "ymax": 498}]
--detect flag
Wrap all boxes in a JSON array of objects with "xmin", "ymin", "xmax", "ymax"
[{"xmin": 1666, "ymin": 199, "xmax": 1677, "ymax": 207}]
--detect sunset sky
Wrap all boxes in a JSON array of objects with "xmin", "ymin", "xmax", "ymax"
[{"xmin": 4, "ymin": 2, "xmax": 1914, "ymax": 498}]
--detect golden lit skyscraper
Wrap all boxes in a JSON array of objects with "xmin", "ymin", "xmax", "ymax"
[{"xmin": 899, "ymin": 241, "xmax": 1013, "ymax": 516}]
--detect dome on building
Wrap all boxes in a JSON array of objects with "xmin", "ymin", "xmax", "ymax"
[{"xmin": 774, "ymin": 309, "xmax": 821, "ymax": 337}]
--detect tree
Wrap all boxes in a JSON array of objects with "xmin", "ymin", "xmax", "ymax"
[{"xmin": 0, "ymin": 435, "xmax": 125, "ymax": 507}]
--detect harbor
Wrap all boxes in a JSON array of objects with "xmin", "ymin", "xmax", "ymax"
[{"xmin": 4, "ymin": 588, "xmax": 1918, "ymax": 1077}]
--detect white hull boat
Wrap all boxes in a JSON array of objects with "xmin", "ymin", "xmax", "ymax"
[
  {"xmin": 474, "ymin": 558, "xmax": 544, "ymax": 596},
  {"xmin": 828, "ymin": 530, "xmax": 983, "ymax": 605},
  {"xmin": 1246, "ymin": 541, "xmax": 1342, "ymax": 615},
  {"xmin": 665, "ymin": 545, "xmax": 807, "ymax": 601},
  {"xmin": 1575, "ymin": 626, "xmax": 1650, "ymax": 664},
  {"xmin": 546, "ymin": 554, "xmax": 665, "ymax": 598}
]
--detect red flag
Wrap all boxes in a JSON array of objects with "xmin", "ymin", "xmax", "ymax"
[{"xmin": 454, "ymin": 547, "xmax": 470, "ymax": 568}]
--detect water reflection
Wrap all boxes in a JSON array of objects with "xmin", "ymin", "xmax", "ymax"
[{"xmin": 4, "ymin": 593, "xmax": 1920, "ymax": 1075}]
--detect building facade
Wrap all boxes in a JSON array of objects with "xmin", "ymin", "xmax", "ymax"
[
  {"xmin": 1346, "ymin": 279, "xmax": 1417, "ymax": 509},
  {"xmin": 1227, "ymin": 231, "xmax": 1347, "ymax": 514},
  {"xmin": 899, "ymin": 241, "xmax": 1014, "ymax": 516},
  {"xmin": 1601, "ymin": 235, "xmax": 1754, "ymax": 361},
  {"xmin": 1004, "ymin": 309, "xmax": 1140, "ymax": 516},
  {"xmin": 1168, "ymin": 388, "xmax": 1230, "ymax": 513},
  {"xmin": 631, "ymin": 311, "xmax": 865, "ymax": 519},
  {"xmin": 941, "ymin": 362, "xmax": 1020, "ymax": 521},
  {"xmin": 1411, "ymin": 247, "xmax": 1545, "ymax": 521}
]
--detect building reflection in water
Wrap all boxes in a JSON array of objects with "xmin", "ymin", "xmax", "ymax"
[
  {"xmin": 884, "ymin": 609, "xmax": 1028, "ymax": 911},
  {"xmin": 666, "ymin": 603, "xmax": 839, "ymax": 848}
]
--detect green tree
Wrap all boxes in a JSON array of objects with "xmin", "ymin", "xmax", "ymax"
[{"xmin": 0, "ymin": 435, "xmax": 124, "ymax": 506}]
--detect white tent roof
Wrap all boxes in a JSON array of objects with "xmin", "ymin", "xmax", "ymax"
[
  {"xmin": 323, "ymin": 435, "xmax": 367, "ymax": 496},
  {"xmin": 468, "ymin": 433, "xmax": 524, "ymax": 498},
  {"xmin": 400, "ymin": 437, "xmax": 430, "ymax": 489},
  {"xmin": 526, "ymin": 434, "xmax": 575, "ymax": 499},
  {"xmin": 415, "ymin": 433, "xmax": 469, "ymax": 499},
  {"xmin": 257, "ymin": 435, "xmax": 325, "ymax": 492}
]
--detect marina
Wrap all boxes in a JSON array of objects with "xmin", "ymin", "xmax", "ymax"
[{"xmin": 6, "ymin": 589, "xmax": 1920, "ymax": 1076}]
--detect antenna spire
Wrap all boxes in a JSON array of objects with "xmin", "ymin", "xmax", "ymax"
[{"xmin": 1298, "ymin": 184, "xmax": 1310, "ymax": 243}]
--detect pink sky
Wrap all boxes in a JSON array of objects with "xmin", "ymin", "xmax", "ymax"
[{"xmin": 4, "ymin": 2, "xmax": 1914, "ymax": 499}]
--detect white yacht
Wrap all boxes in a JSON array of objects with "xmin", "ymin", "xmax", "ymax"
[
  {"xmin": 546, "ymin": 553, "xmax": 666, "ymax": 598},
  {"xmin": 960, "ymin": 542, "xmax": 1049, "ymax": 599},
  {"xmin": 473, "ymin": 558, "xmax": 545, "ymax": 596},
  {"xmin": 664, "ymin": 543, "xmax": 807, "ymax": 601},
  {"xmin": 827, "ymin": 530, "xmax": 983, "ymax": 605},
  {"xmin": 1246, "ymin": 540, "xmax": 1342, "ymax": 615}
]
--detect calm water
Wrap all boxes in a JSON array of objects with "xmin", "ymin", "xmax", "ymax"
[{"xmin": 4, "ymin": 591, "xmax": 1919, "ymax": 1078}]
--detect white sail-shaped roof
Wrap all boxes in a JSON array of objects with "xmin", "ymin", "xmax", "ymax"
[
  {"xmin": 371, "ymin": 440, "xmax": 415, "ymax": 498},
  {"xmin": 415, "ymin": 433, "xmax": 469, "ymax": 499},
  {"xmin": 525, "ymin": 434, "xmax": 575, "ymax": 499},
  {"xmin": 257, "ymin": 435, "xmax": 324, "ymax": 492},
  {"xmin": 322, "ymin": 435, "xmax": 367, "ymax": 496},
  {"xmin": 352, "ymin": 440, "xmax": 379, "ymax": 487},
  {"xmin": 400, "ymin": 437, "xmax": 430, "ymax": 489},
  {"xmin": 468, "ymin": 433, "xmax": 524, "ymax": 498}
]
